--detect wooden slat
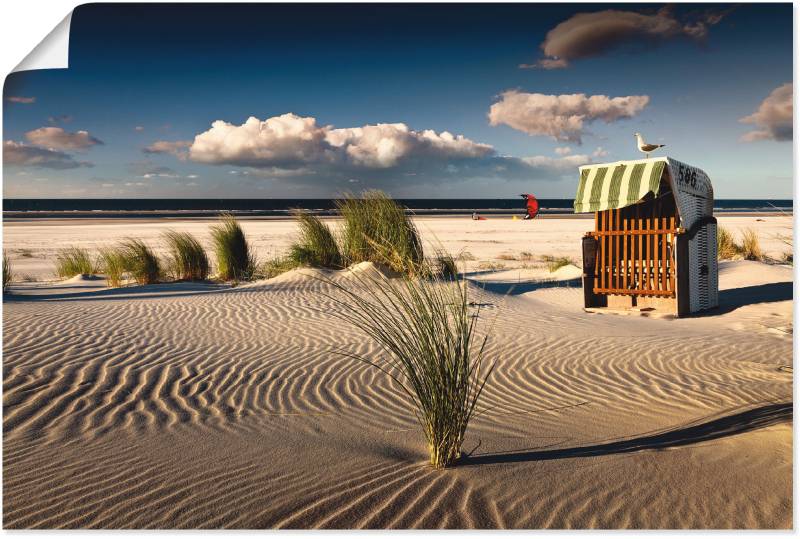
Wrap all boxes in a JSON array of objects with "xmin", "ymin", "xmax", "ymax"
[
  {"xmin": 669, "ymin": 216, "xmax": 675, "ymax": 292},
  {"xmin": 615, "ymin": 209, "xmax": 621, "ymax": 291},
  {"xmin": 591, "ymin": 229, "xmax": 679, "ymax": 236},
  {"xmin": 594, "ymin": 287, "xmax": 673, "ymax": 297},
  {"xmin": 591, "ymin": 209, "xmax": 677, "ymax": 299},
  {"xmin": 653, "ymin": 216, "xmax": 659, "ymax": 292},
  {"xmin": 599, "ymin": 211, "xmax": 606, "ymax": 291},
  {"xmin": 623, "ymin": 216, "xmax": 628, "ymax": 290},
  {"xmin": 637, "ymin": 217, "xmax": 644, "ymax": 293},
  {"xmin": 645, "ymin": 216, "xmax": 651, "ymax": 293}
]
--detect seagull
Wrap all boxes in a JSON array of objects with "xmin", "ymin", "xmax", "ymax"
[{"xmin": 634, "ymin": 133, "xmax": 665, "ymax": 158}]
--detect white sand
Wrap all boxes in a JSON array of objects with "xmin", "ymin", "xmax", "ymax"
[
  {"xmin": 3, "ymin": 214, "xmax": 792, "ymax": 281},
  {"xmin": 2, "ymin": 215, "xmax": 792, "ymax": 528}
]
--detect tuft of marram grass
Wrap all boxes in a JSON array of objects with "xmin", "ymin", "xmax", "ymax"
[
  {"xmin": 119, "ymin": 239, "xmax": 160, "ymax": 285},
  {"xmin": 162, "ymin": 230, "xmax": 210, "ymax": 281},
  {"xmin": 336, "ymin": 191, "xmax": 423, "ymax": 274},
  {"xmin": 99, "ymin": 248, "xmax": 127, "ymax": 288},
  {"xmin": 320, "ymin": 260, "xmax": 494, "ymax": 469},
  {"xmin": 541, "ymin": 254, "xmax": 573, "ymax": 273},
  {"xmin": 55, "ymin": 246, "xmax": 97, "ymax": 279},
  {"xmin": 257, "ymin": 256, "xmax": 301, "ymax": 279},
  {"xmin": 717, "ymin": 227, "xmax": 739, "ymax": 260},
  {"xmin": 3, "ymin": 251, "xmax": 12, "ymax": 292},
  {"xmin": 288, "ymin": 211, "xmax": 343, "ymax": 268},
  {"xmin": 738, "ymin": 228, "xmax": 763, "ymax": 261},
  {"xmin": 211, "ymin": 213, "xmax": 255, "ymax": 281},
  {"xmin": 434, "ymin": 250, "xmax": 459, "ymax": 281}
]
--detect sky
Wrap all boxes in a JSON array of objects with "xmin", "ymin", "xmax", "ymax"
[{"xmin": 2, "ymin": 3, "xmax": 794, "ymax": 199}]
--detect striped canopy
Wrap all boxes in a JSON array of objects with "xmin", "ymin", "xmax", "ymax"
[{"xmin": 574, "ymin": 158, "xmax": 667, "ymax": 213}]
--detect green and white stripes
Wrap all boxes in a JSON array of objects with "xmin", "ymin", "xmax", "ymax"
[{"xmin": 574, "ymin": 158, "xmax": 667, "ymax": 213}]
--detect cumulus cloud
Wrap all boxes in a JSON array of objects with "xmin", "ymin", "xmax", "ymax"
[
  {"xmin": 3, "ymin": 140, "xmax": 93, "ymax": 169},
  {"xmin": 739, "ymin": 83, "xmax": 793, "ymax": 142},
  {"xmin": 489, "ymin": 90, "xmax": 649, "ymax": 144},
  {"xmin": 187, "ymin": 113, "xmax": 494, "ymax": 170},
  {"xmin": 149, "ymin": 113, "xmax": 602, "ymax": 187},
  {"xmin": 554, "ymin": 146, "xmax": 572, "ymax": 155},
  {"xmin": 24, "ymin": 127, "xmax": 103, "ymax": 151},
  {"xmin": 521, "ymin": 153, "xmax": 592, "ymax": 170},
  {"xmin": 524, "ymin": 6, "xmax": 732, "ymax": 69},
  {"xmin": 143, "ymin": 140, "xmax": 192, "ymax": 159},
  {"xmin": 5, "ymin": 96, "xmax": 35, "ymax": 104}
]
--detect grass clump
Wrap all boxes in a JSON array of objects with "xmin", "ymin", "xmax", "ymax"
[
  {"xmin": 258, "ymin": 256, "xmax": 301, "ymax": 279},
  {"xmin": 322, "ymin": 264, "xmax": 494, "ymax": 469},
  {"xmin": 717, "ymin": 227, "xmax": 764, "ymax": 262},
  {"xmin": 541, "ymin": 255, "xmax": 573, "ymax": 273},
  {"xmin": 99, "ymin": 248, "xmax": 127, "ymax": 288},
  {"xmin": 717, "ymin": 227, "xmax": 739, "ymax": 260},
  {"xmin": 3, "ymin": 251, "xmax": 12, "ymax": 292},
  {"xmin": 337, "ymin": 191, "xmax": 423, "ymax": 274},
  {"xmin": 434, "ymin": 251, "xmax": 459, "ymax": 281},
  {"xmin": 211, "ymin": 213, "xmax": 255, "ymax": 281},
  {"xmin": 119, "ymin": 239, "xmax": 161, "ymax": 285},
  {"xmin": 288, "ymin": 211, "xmax": 342, "ymax": 268},
  {"xmin": 738, "ymin": 228, "xmax": 763, "ymax": 261},
  {"xmin": 163, "ymin": 230, "xmax": 210, "ymax": 281},
  {"xmin": 55, "ymin": 247, "xmax": 97, "ymax": 279}
]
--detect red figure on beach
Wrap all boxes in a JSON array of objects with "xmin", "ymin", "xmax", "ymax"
[{"xmin": 520, "ymin": 193, "xmax": 539, "ymax": 220}]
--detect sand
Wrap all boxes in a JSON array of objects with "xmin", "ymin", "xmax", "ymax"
[{"xmin": 2, "ymin": 216, "xmax": 793, "ymax": 529}]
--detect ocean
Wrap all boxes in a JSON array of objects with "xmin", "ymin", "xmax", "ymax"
[{"xmin": 2, "ymin": 198, "xmax": 793, "ymax": 218}]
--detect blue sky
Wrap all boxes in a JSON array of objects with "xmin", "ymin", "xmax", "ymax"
[{"xmin": 2, "ymin": 3, "xmax": 793, "ymax": 198}]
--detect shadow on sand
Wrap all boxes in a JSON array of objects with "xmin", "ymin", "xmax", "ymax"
[
  {"xmin": 462, "ymin": 402, "xmax": 791, "ymax": 466},
  {"xmin": 4, "ymin": 281, "xmax": 231, "ymax": 302},
  {"xmin": 707, "ymin": 282, "xmax": 794, "ymax": 315},
  {"xmin": 467, "ymin": 276, "xmax": 582, "ymax": 296}
]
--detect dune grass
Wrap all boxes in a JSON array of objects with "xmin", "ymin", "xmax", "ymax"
[
  {"xmin": 717, "ymin": 227, "xmax": 739, "ymax": 260},
  {"xmin": 119, "ymin": 239, "xmax": 161, "ymax": 285},
  {"xmin": 163, "ymin": 230, "xmax": 210, "ymax": 281},
  {"xmin": 288, "ymin": 211, "xmax": 343, "ymax": 268},
  {"xmin": 541, "ymin": 254, "xmax": 573, "ymax": 273},
  {"xmin": 321, "ymin": 260, "xmax": 494, "ymax": 469},
  {"xmin": 434, "ymin": 250, "xmax": 459, "ymax": 281},
  {"xmin": 211, "ymin": 213, "xmax": 255, "ymax": 281},
  {"xmin": 336, "ymin": 191, "xmax": 424, "ymax": 274},
  {"xmin": 738, "ymin": 228, "xmax": 763, "ymax": 261},
  {"xmin": 3, "ymin": 251, "xmax": 12, "ymax": 292},
  {"xmin": 717, "ymin": 227, "xmax": 764, "ymax": 261},
  {"xmin": 55, "ymin": 247, "xmax": 97, "ymax": 279},
  {"xmin": 258, "ymin": 256, "xmax": 302, "ymax": 279},
  {"xmin": 98, "ymin": 248, "xmax": 127, "ymax": 288}
]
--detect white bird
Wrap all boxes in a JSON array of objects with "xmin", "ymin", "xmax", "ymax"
[{"xmin": 634, "ymin": 133, "xmax": 665, "ymax": 158}]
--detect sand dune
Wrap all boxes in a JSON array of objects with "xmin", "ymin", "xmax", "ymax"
[{"xmin": 3, "ymin": 243, "xmax": 792, "ymax": 528}]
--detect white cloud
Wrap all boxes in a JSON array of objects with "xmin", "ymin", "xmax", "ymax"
[
  {"xmin": 489, "ymin": 90, "xmax": 649, "ymax": 144},
  {"xmin": 524, "ymin": 6, "xmax": 733, "ymax": 69},
  {"xmin": 3, "ymin": 140, "xmax": 93, "ymax": 169},
  {"xmin": 188, "ymin": 113, "xmax": 493, "ymax": 171},
  {"xmin": 143, "ymin": 140, "xmax": 192, "ymax": 159},
  {"xmin": 521, "ymin": 153, "xmax": 592, "ymax": 170},
  {"xmin": 134, "ymin": 126, "xmax": 145, "ymax": 132},
  {"xmin": 24, "ymin": 127, "xmax": 103, "ymax": 151},
  {"xmin": 5, "ymin": 96, "xmax": 35, "ymax": 104},
  {"xmin": 739, "ymin": 83, "xmax": 793, "ymax": 142},
  {"xmin": 149, "ymin": 112, "xmax": 605, "ymax": 187},
  {"xmin": 554, "ymin": 146, "xmax": 572, "ymax": 155},
  {"xmin": 592, "ymin": 147, "xmax": 609, "ymax": 158}
]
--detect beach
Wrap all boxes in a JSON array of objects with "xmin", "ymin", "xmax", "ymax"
[{"xmin": 2, "ymin": 214, "xmax": 793, "ymax": 528}]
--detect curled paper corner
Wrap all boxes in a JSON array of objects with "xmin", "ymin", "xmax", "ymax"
[{"xmin": 12, "ymin": 11, "xmax": 73, "ymax": 73}]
